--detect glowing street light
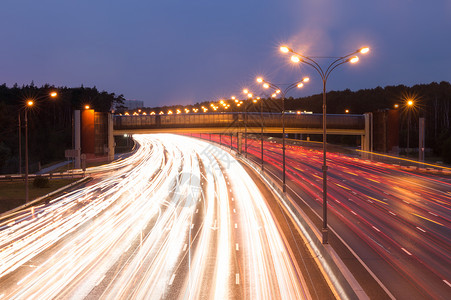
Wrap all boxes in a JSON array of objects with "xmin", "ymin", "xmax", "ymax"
[
  {"xmin": 256, "ymin": 76, "xmax": 309, "ymax": 192},
  {"xmin": 405, "ymin": 98, "xmax": 416, "ymax": 155},
  {"xmin": 22, "ymin": 90, "xmax": 59, "ymax": 203},
  {"xmin": 280, "ymin": 44, "xmax": 370, "ymax": 244}
]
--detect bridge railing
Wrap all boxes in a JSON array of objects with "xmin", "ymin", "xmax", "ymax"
[{"xmin": 113, "ymin": 112, "xmax": 365, "ymax": 130}]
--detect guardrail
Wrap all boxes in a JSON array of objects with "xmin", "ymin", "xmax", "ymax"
[
  {"xmin": 113, "ymin": 112, "xmax": 365, "ymax": 131},
  {"xmin": 0, "ymin": 173, "xmax": 84, "ymax": 182}
]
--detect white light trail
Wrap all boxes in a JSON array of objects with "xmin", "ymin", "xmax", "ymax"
[{"xmin": 0, "ymin": 134, "xmax": 310, "ymax": 299}]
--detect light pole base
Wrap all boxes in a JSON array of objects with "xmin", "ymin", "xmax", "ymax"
[{"xmin": 322, "ymin": 228, "xmax": 328, "ymax": 244}]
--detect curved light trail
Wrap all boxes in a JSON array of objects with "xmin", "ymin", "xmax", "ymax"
[{"xmin": 0, "ymin": 134, "xmax": 311, "ymax": 299}]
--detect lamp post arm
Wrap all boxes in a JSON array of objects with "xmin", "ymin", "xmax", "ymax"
[
  {"xmin": 324, "ymin": 59, "xmax": 352, "ymax": 82},
  {"xmin": 324, "ymin": 50, "xmax": 359, "ymax": 77},
  {"xmin": 291, "ymin": 51, "xmax": 324, "ymax": 76},
  {"xmin": 296, "ymin": 59, "xmax": 325, "ymax": 81}
]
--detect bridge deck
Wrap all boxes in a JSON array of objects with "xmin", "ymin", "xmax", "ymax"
[{"xmin": 113, "ymin": 112, "xmax": 366, "ymax": 135}]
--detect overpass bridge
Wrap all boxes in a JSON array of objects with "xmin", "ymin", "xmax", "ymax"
[{"xmin": 113, "ymin": 112, "xmax": 372, "ymax": 150}]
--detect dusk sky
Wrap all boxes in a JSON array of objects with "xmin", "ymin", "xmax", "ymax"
[{"xmin": 1, "ymin": 0, "xmax": 450, "ymax": 107}]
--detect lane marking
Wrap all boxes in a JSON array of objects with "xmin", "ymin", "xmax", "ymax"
[
  {"xmin": 236, "ymin": 273, "xmax": 240, "ymax": 285},
  {"xmin": 367, "ymin": 178, "xmax": 380, "ymax": 183},
  {"xmin": 368, "ymin": 196, "xmax": 388, "ymax": 205},
  {"xmin": 336, "ymin": 183, "xmax": 350, "ymax": 190},
  {"xmin": 183, "ymin": 243, "xmax": 187, "ymax": 251},
  {"xmin": 403, "ymin": 200, "xmax": 410, "ymax": 204},
  {"xmin": 428, "ymin": 211, "xmax": 438, "ymax": 217},
  {"xmin": 95, "ymin": 275, "xmax": 105, "ymax": 287},
  {"xmin": 351, "ymin": 210, "xmax": 357, "ymax": 216},
  {"xmin": 411, "ymin": 213, "xmax": 443, "ymax": 226},
  {"xmin": 235, "ymin": 223, "xmax": 238, "ymax": 229},
  {"xmin": 401, "ymin": 248, "xmax": 412, "ymax": 256},
  {"xmin": 372, "ymin": 226, "xmax": 380, "ymax": 232},
  {"xmin": 444, "ymin": 279, "xmax": 451, "ymax": 288},
  {"xmin": 388, "ymin": 211, "xmax": 396, "ymax": 216},
  {"xmin": 416, "ymin": 227, "xmax": 426, "ymax": 233},
  {"xmin": 236, "ymin": 243, "xmax": 239, "ymax": 251},
  {"xmin": 169, "ymin": 274, "xmax": 176, "ymax": 286}
]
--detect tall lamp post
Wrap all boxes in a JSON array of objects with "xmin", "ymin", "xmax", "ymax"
[
  {"xmin": 280, "ymin": 45, "xmax": 369, "ymax": 244},
  {"xmin": 24, "ymin": 100, "xmax": 34, "ymax": 203},
  {"xmin": 242, "ymin": 89, "xmax": 253, "ymax": 158},
  {"xmin": 405, "ymin": 98, "xmax": 414, "ymax": 156},
  {"xmin": 23, "ymin": 91, "xmax": 58, "ymax": 203},
  {"xmin": 256, "ymin": 77, "xmax": 309, "ymax": 193}
]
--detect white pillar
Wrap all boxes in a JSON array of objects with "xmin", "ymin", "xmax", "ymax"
[
  {"xmin": 74, "ymin": 110, "xmax": 81, "ymax": 169},
  {"xmin": 108, "ymin": 113, "xmax": 115, "ymax": 161},
  {"xmin": 419, "ymin": 117, "xmax": 425, "ymax": 162},
  {"xmin": 363, "ymin": 113, "xmax": 372, "ymax": 152}
]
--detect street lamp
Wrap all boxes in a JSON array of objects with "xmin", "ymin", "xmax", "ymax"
[
  {"xmin": 280, "ymin": 45, "xmax": 370, "ymax": 244},
  {"xmin": 256, "ymin": 76, "xmax": 309, "ymax": 193},
  {"xmin": 406, "ymin": 98, "xmax": 415, "ymax": 155},
  {"xmin": 242, "ymin": 89, "xmax": 253, "ymax": 158},
  {"xmin": 24, "ymin": 99, "xmax": 34, "ymax": 203}
]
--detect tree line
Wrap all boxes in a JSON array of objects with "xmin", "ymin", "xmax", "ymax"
[{"xmin": 0, "ymin": 83, "xmax": 124, "ymax": 174}]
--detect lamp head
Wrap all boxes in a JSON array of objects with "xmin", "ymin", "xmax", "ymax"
[
  {"xmin": 360, "ymin": 47, "xmax": 370, "ymax": 54},
  {"xmin": 280, "ymin": 46, "xmax": 291, "ymax": 53},
  {"xmin": 291, "ymin": 55, "xmax": 301, "ymax": 63},
  {"xmin": 349, "ymin": 56, "xmax": 359, "ymax": 63}
]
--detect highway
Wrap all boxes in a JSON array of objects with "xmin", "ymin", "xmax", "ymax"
[
  {"xmin": 207, "ymin": 133, "xmax": 451, "ymax": 299},
  {"xmin": 0, "ymin": 134, "xmax": 313, "ymax": 299}
]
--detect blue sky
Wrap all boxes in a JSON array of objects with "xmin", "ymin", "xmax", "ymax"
[{"xmin": 1, "ymin": 0, "xmax": 450, "ymax": 107}]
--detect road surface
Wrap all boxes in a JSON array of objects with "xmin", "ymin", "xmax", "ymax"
[{"xmin": 0, "ymin": 134, "xmax": 315, "ymax": 299}]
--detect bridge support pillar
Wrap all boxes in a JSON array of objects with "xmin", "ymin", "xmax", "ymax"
[
  {"xmin": 108, "ymin": 113, "xmax": 115, "ymax": 161},
  {"xmin": 74, "ymin": 110, "xmax": 81, "ymax": 169},
  {"xmin": 362, "ymin": 113, "xmax": 373, "ymax": 159},
  {"xmin": 237, "ymin": 132, "xmax": 243, "ymax": 154}
]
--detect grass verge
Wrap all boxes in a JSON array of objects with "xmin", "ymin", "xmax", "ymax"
[{"xmin": 0, "ymin": 179, "xmax": 78, "ymax": 214}]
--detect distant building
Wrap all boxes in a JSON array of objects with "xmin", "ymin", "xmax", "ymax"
[{"xmin": 120, "ymin": 100, "xmax": 144, "ymax": 110}]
